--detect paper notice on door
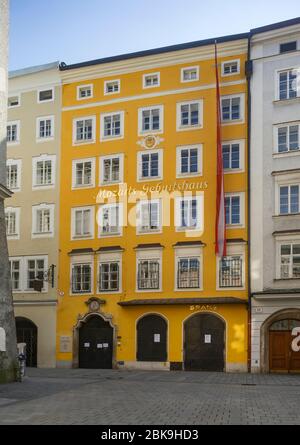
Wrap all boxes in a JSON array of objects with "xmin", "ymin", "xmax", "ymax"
[
  {"xmin": 204, "ymin": 335, "xmax": 211, "ymax": 344},
  {"xmin": 103, "ymin": 343, "xmax": 109, "ymax": 348},
  {"xmin": 84, "ymin": 342, "xmax": 90, "ymax": 348},
  {"xmin": 154, "ymin": 334, "xmax": 160, "ymax": 343},
  {"xmin": 97, "ymin": 344, "xmax": 103, "ymax": 349}
]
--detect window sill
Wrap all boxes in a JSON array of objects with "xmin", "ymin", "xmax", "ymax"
[
  {"xmin": 221, "ymin": 119, "xmax": 244, "ymax": 126},
  {"xmin": 273, "ymin": 213, "xmax": 300, "ymax": 218},
  {"xmin": 72, "ymin": 184, "xmax": 95, "ymax": 190},
  {"xmin": 273, "ymin": 97, "xmax": 300, "ymax": 105},
  {"xmin": 100, "ymin": 135, "xmax": 123, "ymax": 142},
  {"xmin": 72, "ymin": 234, "xmax": 93, "ymax": 240},
  {"xmin": 273, "ymin": 151, "xmax": 300, "ymax": 159},
  {"xmin": 176, "ymin": 125, "xmax": 202, "ymax": 132},
  {"xmin": 36, "ymin": 137, "xmax": 54, "ymax": 143},
  {"xmin": 73, "ymin": 140, "xmax": 95, "ymax": 146},
  {"xmin": 274, "ymin": 278, "xmax": 300, "ymax": 281}
]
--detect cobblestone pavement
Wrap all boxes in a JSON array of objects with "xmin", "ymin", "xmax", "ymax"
[{"xmin": 0, "ymin": 368, "xmax": 300, "ymax": 425}]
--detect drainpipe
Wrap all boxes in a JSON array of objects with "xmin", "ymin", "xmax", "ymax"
[{"xmin": 246, "ymin": 34, "xmax": 253, "ymax": 373}]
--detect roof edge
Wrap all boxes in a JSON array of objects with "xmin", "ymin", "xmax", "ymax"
[
  {"xmin": 250, "ymin": 17, "xmax": 300, "ymax": 35},
  {"xmin": 9, "ymin": 61, "xmax": 60, "ymax": 79}
]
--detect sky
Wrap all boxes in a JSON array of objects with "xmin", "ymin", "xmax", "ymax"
[{"xmin": 9, "ymin": 0, "xmax": 300, "ymax": 71}]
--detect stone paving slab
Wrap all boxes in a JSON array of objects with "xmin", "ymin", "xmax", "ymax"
[{"xmin": 0, "ymin": 369, "xmax": 299, "ymax": 425}]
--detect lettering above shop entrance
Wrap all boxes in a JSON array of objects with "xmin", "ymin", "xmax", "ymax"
[{"xmin": 190, "ymin": 305, "xmax": 218, "ymax": 312}]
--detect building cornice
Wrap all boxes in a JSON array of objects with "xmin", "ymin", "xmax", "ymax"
[
  {"xmin": 251, "ymin": 23, "xmax": 300, "ymax": 44},
  {"xmin": 0, "ymin": 183, "xmax": 13, "ymax": 199}
]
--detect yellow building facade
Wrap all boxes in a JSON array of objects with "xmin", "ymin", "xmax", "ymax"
[{"xmin": 57, "ymin": 34, "xmax": 249, "ymax": 372}]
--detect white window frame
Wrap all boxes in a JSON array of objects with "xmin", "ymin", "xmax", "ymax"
[
  {"xmin": 5, "ymin": 207, "xmax": 20, "ymax": 240},
  {"xmin": 136, "ymin": 199, "xmax": 162, "ymax": 234},
  {"xmin": 37, "ymin": 87, "xmax": 54, "ymax": 104},
  {"xmin": 176, "ymin": 144, "xmax": 203, "ymax": 178},
  {"xmin": 221, "ymin": 59, "xmax": 240, "ymax": 77},
  {"xmin": 221, "ymin": 94, "xmax": 245, "ymax": 125},
  {"xmin": 8, "ymin": 94, "xmax": 21, "ymax": 108},
  {"xmin": 181, "ymin": 66, "xmax": 199, "ymax": 83},
  {"xmin": 72, "ymin": 157, "xmax": 96, "ymax": 189},
  {"xmin": 216, "ymin": 243, "xmax": 246, "ymax": 290},
  {"xmin": 275, "ymin": 67, "xmax": 300, "ymax": 101},
  {"xmin": 225, "ymin": 192, "xmax": 245, "ymax": 228},
  {"xmin": 9, "ymin": 257, "xmax": 22, "ymax": 292},
  {"xmin": 6, "ymin": 159, "xmax": 22, "ymax": 191},
  {"xmin": 7, "ymin": 120, "xmax": 20, "ymax": 145},
  {"xmin": 104, "ymin": 79, "xmax": 121, "ymax": 95},
  {"xmin": 143, "ymin": 72, "xmax": 160, "ymax": 89},
  {"xmin": 32, "ymin": 154, "xmax": 56, "ymax": 190},
  {"xmin": 70, "ymin": 254, "xmax": 93, "ymax": 296},
  {"xmin": 275, "ymin": 235, "xmax": 300, "ymax": 280},
  {"xmin": 97, "ymin": 250, "xmax": 122, "ymax": 294},
  {"xmin": 275, "ymin": 172, "xmax": 300, "ymax": 216},
  {"xmin": 36, "ymin": 115, "xmax": 55, "ymax": 142},
  {"xmin": 222, "ymin": 139, "xmax": 245, "ymax": 173},
  {"xmin": 273, "ymin": 122, "xmax": 300, "ymax": 155},
  {"xmin": 137, "ymin": 149, "xmax": 163, "ymax": 182},
  {"xmin": 138, "ymin": 105, "xmax": 164, "ymax": 135},
  {"xmin": 98, "ymin": 203, "xmax": 123, "ymax": 238},
  {"xmin": 32, "ymin": 203, "xmax": 55, "ymax": 239},
  {"xmin": 175, "ymin": 194, "xmax": 204, "ymax": 232},
  {"xmin": 176, "ymin": 100, "xmax": 203, "ymax": 131},
  {"xmin": 25, "ymin": 255, "xmax": 48, "ymax": 293},
  {"xmin": 135, "ymin": 248, "xmax": 163, "ymax": 293},
  {"xmin": 100, "ymin": 111, "xmax": 124, "ymax": 141},
  {"xmin": 99, "ymin": 153, "xmax": 124, "ymax": 185},
  {"xmin": 73, "ymin": 115, "xmax": 96, "ymax": 145},
  {"xmin": 174, "ymin": 245, "xmax": 203, "ymax": 291},
  {"xmin": 77, "ymin": 84, "xmax": 93, "ymax": 100},
  {"xmin": 71, "ymin": 206, "xmax": 95, "ymax": 240}
]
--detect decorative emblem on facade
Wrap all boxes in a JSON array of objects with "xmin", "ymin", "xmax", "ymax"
[
  {"xmin": 137, "ymin": 134, "xmax": 164, "ymax": 150},
  {"xmin": 85, "ymin": 297, "xmax": 106, "ymax": 313}
]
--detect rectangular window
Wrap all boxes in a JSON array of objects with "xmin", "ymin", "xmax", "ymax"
[
  {"xmin": 77, "ymin": 85, "xmax": 93, "ymax": 99},
  {"xmin": 138, "ymin": 150, "xmax": 162, "ymax": 180},
  {"xmin": 278, "ymin": 70, "xmax": 299, "ymax": 100},
  {"xmin": 279, "ymin": 185, "xmax": 300, "ymax": 214},
  {"xmin": 177, "ymin": 145, "xmax": 201, "ymax": 176},
  {"xmin": 100, "ymin": 155, "xmax": 123, "ymax": 184},
  {"xmin": 138, "ymin": 200, "xmax": 160, "ymax": 233},
  {"xmin": 38, "ymin": 88, "xmax": 53, "ymax": 103},
  {"xmin": 35, "ymin": 159, "xmax": 53, "ymax": 186},
  {"xmin": 280, "ymin": 42, "xmax": 297, "ymax": 53},
  {"xmin": 222, "ymin": 142, "xmax": 240, "ymax": 170},
  {"xmin": 222, "ymin": 60, "xmax": 239, "ymax": 76},
  {"xmin": 277, "ymin": 124, "xmax": 300, "ymax": 153},
  {"xmin": 221, "ymin": 96, "xmax": 241, "ymax": 122},
  {"xmin": 137, "ymin": 260, "xmax": 160, "ymax": 290},
  {"xmin": 280, "ymin": 243, "xmax": 300, "ymax": 279},
  {"xmin": 181, "ymin": 67, "xmax": 199, "ymax": 82},
  {"xmin": 177, "ymin": 258, "xmax": 200, "ymax": 289},
  {"xmin": 9, "ymin": 260, "xmax": 20, "ymax": 291},
  {"xmin": 99, "ymin": 204, "xmax": 121, "ymax": 236},
  {"xmin": 141, "ymin": 108, "xmax": 161, "ymax": 132},
  {"xmin": 8, "ymin": 96, "xmax": 20, "ymax": 108},
  {"xmin": 72, "ymin": 264, "xmax": 92, "ymax": 294},
  {"xmin": 7, "ymin": 122, "xmax": 19, "ymax": 143},
  {"xmin": 5, "ymin": 211, "xmax": 17, "ymax": 236},
  {"xmin": 32, "ymin": 205, "xmax": 54, "ymax": 237},
  {"xmin": 225, "ymin": 195, "xmax": 241, "ymax": 225},
  {"xmin": 99, "ymin": 262, "xmax": 119, "ymax": 291},
  {"xmin": 74, "ymin": 208, "xmax": 93, "ymax": 237},
  {"xmin": 27, "ymin": 259, "xmax": 45, "ymax": 290},
  {"xmin": 74, "ymin": 117, "xmax": 95, "ymax": 143},
  {"xmin": 179, "ymin": 198, "xmax": 197, "ymax": 229},
  {"xmin": 37, "ymin": 116, "xmax": 54, "ymax": 140},
  {"xmin": 73, "ymin": 159, "xmax": 94, "ymax": 188},
  {"xmin": 35, "ymin": 209, "xmax": 51, "ymax": 234},
  {"xmin": 104, "ymin": 80, "xmax": 120, "ymax": 94},
  {"xmin": 101, "ymin": 113, "xmax": 123, "ymax": 139},
  {"xmin": 219, "ymin": 256, "xmax": 243, "ymax": 288},
  {"xmin": 143, "ymin": 73, "xmax": 160, "ymax": 88},
  {"xmin": 6, "ymin": 161, "xmax": 21, "ymax": 190},
  {"xmin": 180, "ymin": 103, "xmax": 200, "ymax": 127}
]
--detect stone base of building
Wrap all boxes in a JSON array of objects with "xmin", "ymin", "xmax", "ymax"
[
  {"xmin": 56, "ymin": 360, "xmax": 73, "ymax": 369},
  {"xmin": 226, "ymin": 362, "xmax": 248, "ymax": 373},
  {"xmin": 117, "ymin": 361, "xmax": 170, "ymax": 371}
]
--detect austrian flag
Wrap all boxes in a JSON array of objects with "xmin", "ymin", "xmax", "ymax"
[{"xmin": 214, "ymin": 41, "xmax": 227, "ymax": 257}]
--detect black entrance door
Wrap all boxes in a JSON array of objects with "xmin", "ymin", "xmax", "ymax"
[
  {"xmin": 184, "ymin": 313, "xmax": 225, "ymax": 371},
  {"xmin": 79, "ymin": 315, "xmax": 113, "ymax": 369},
  {"xmin": 137, "ymin": 315, "xmax": 167, "ymax": 362},
  {"xmin": 16, "ymin": 317, "xmax": 38, "ymax": 368}
]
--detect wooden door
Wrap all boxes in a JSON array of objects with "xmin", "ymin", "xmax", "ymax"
[
  {"xmin": 137, "ymin": 315, "xmax": 167, "ymax": 362},
  {"xmin": 269, "ymin": 331, "xmax": 289, "ymax": 372},
  {"xmin": 184, "ymin": 313, "xmax": 225, "ymax": 372},
  {"xmin": 79, "ymin": 316, "xmax": 113, "ymax": 369}
]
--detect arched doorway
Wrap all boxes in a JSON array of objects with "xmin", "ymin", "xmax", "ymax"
[
  {"xmin": 15, "ymin": 317, "xmax": 38, "ymax": 368},
  {"xmin": 269, "ymin": 319, "xmax": 300, "ymax": 373},
  {"xmin": 137, "ymin": 314, "xmax": 167, "ymax": 362},
  {"xmin": 184, "ymin": 313, "xmax": 225, "ymax": 371},
  {"xmin": 79, "ymin": 315, "xmax": 113, "ymax": 369}
]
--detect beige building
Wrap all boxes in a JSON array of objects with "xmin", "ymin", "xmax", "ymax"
[{"xmin": 6, "ymin": 62, "xmax": 61, "ymax": 368}]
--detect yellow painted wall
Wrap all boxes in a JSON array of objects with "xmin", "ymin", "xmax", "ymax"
[{"xmin": 57, "ymin": 47, "xmax": 248, "ymax": 369}]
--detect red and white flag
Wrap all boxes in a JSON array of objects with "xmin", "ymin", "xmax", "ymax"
[{"xmin": 214, "ymin": 41, "xmax": 226, "ymax": 257}]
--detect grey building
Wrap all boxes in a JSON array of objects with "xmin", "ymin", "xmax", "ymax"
[{"xmin": 250, "ymin": 18, "xmax": 300, "ymax": 373}]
